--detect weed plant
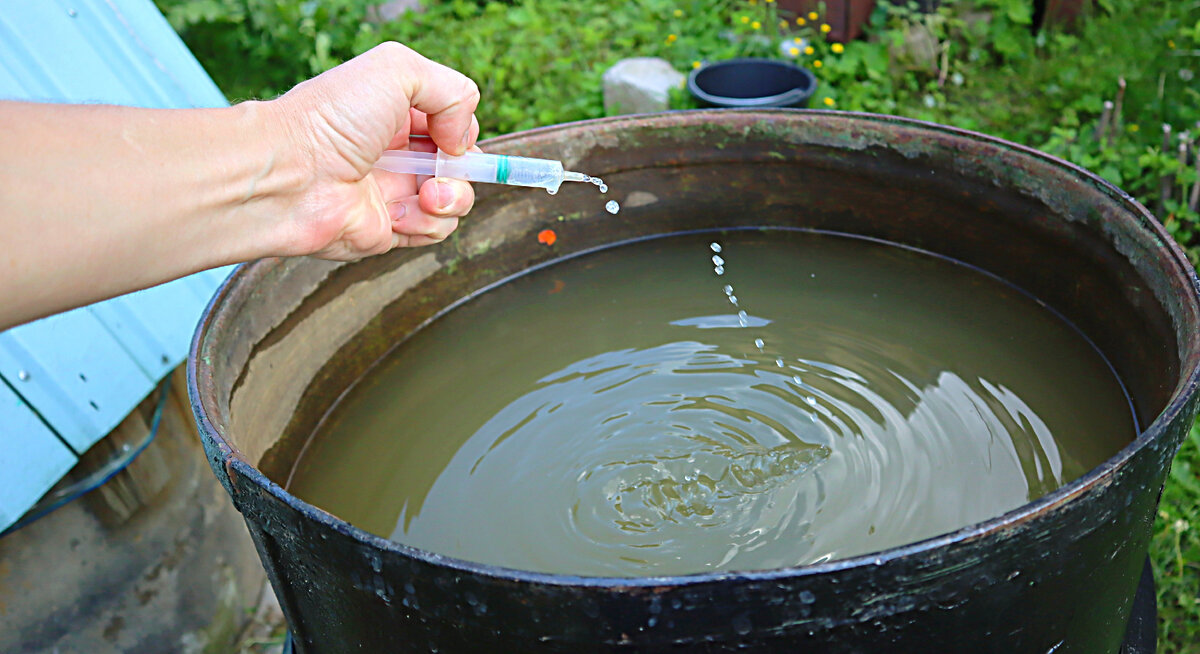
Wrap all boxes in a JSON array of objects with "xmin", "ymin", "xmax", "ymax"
[{"xmin": 157, "ymin": 0, "xmax": 1199, "ymax": 648}]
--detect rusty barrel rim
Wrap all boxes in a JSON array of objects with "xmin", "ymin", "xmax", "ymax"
[{"xmin": 188, "ymin": 108, "xmax": 1200, "ymax": 589}]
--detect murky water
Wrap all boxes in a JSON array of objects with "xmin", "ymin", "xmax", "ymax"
[{"xmin": 288, "ymin": 230, "xmax": 1134, "ymax": 577}]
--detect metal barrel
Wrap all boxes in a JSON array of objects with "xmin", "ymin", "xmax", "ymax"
[{"xmin": 189, "ymin": 110, "xmax": 1200, "ymax": 653}]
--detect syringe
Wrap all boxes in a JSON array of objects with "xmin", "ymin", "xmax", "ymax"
[{"xmin": 374, "ymin": 149, "xmax": 591, "ymax": 194}]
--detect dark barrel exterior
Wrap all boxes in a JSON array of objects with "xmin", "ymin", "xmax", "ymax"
[{"xmin": 189, "ymin": 111, "xmax": 1200, "ymax": 653}]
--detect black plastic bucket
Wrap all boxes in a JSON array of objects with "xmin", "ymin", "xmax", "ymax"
[
  {"xmin": 190, "ymin": 110, "xmax": 1200, "ymax": 653},
  {"xmin": 688, "ymin": 59, "xmax": 817, "ymax": 108}
]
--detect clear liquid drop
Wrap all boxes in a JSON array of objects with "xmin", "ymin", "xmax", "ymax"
[
  {"xmin": 605, "ymin": 200, "xmax": 620, "ymax": 214},
  {"xmin": 723, "ymin": 285, "xmax": 734, "ymax": 296},
  {"xmin": 714, "ymin": 266, "xmax": 725, "ymax": 276},
  {"xmin": 754, "ymin": 338, "xmax": 765, "ymax": 349},
  {"xmin": 710, "ymin": 242, "xmax": 722, "ymax": 253},
  {"xmin": 712, "ymin": 255, "xmax": 725, "ymax": 267},
  {"xmin": 728, "ymin": 295, "xmax": 738, "ymax": 306}
]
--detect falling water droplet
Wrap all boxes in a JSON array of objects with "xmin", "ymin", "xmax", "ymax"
[
  {"xmin": 599, "ymin": 183, "xmax": 608, "ymax": 193},
  {"xmin": 737, "ymin": 310, "xmax": 748, "ymax": 327},
  {"xmin": 776, "ymin": 358, "xmax": 784, "ymax": 367},
  {"xmin": 714, "ymin": 266, "xmax": 725, "ymax": 275},
  {"xmin": 710, "ymin": 242, "xmax": 722, "ymax": 253},
  {"xmin": 605, "ymin": 200, "xmax": 620, "ymax": 214},
  {"xmin": 754, "ymin": 338, "xmax": 764, "ymax": 349},
  {"xmin": 728, "ymin": 295, "xmax": 738, "ymax": 306},
  {"xmin": 806, "ymin": 396, "xmax": 818, "ymax": 406},
  {"xmin": 712, "ymin": 255, "xmax": 725, "ymax": 266},
  {"xmin": 793, "ymin": 375, "xmax": 803, "ymax": 385},
  {"xmin": 723, "ymin": 285, "xmax": 733, "ymax": 296}
]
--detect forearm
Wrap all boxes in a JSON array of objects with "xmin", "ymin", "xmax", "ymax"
[
  {"xmin": 0, "ymin": 100, "xmax": 304, "ymax": 328},
  {"xmin": 0, "ymin": 43, "xmax": 480, "ymax": 330}
]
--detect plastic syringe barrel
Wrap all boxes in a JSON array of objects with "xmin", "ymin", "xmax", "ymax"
[{"xmin": 374, "ymin": 149, "xmax": 567, "ymax": 193}]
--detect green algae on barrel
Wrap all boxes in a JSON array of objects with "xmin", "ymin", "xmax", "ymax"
[{"xmin": 288, "ymin": 229, "xmax": 1134, "ymax": 577}]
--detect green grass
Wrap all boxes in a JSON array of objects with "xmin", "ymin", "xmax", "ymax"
[
  {"xmin": 157, "ymin": 0, "xmax": 1200, "ymax": 647},
  {"xmin": 1152, "ymin": 418, "xmax": 1200, "ymax": 653}
]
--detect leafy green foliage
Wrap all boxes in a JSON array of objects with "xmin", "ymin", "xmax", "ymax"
[{"xmin": 157, "ymin": 0, "xmax": 1200, "ymax": 646}]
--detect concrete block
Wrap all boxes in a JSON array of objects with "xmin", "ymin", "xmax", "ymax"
[{"xmin": 603, "ymin": 57, "xmax": 685, "ymax": 115}]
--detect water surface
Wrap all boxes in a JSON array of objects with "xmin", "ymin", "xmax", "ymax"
[{"xmin": 289, "ymin": 230, "xmax": 1134, "ymax": 577}]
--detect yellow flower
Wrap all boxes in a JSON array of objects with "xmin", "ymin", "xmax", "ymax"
[
  {"xmin": 789, "ymin": 47, "xmax": 800, "ymax": 56},
  {"xmin": 780, "ymin": 20, "xmax": 789, "ymax": 28},
  {"xmin": 813, "ymin": 59, "xmax": 823, "ymax": 68},
  {"xmin": 693, "ymin": 60, "xmax": 702, "ymax": 69},
  {"xmin": 673, "ymin": 8, "xmax": 683, "ymax": 17},
  {"xmin": 823, "ymin": 97, "xmax": 835, "ymax": 106},
  {"xmin": 793, "ymin": 37, "xmax": 802, "ymax": 44},
  {"xmin": 795, "ymin": 17, "xmax": 806, "ymax": 26},
  {"xmin": 1168, "ymin": 39, "xmax": 1176, "ymax": 49},
  {"xmin": 666, "ymin": 33, "xmax": 677, "ymax": 43},
  {"xmin": 751, "ymin": 20, "xmax": 761, "ymax": 30},
  {"xmin": 804, "ymin": 46, "xmax": 814, "ymax": 55},
  {"xmin": 831, "ymin": 43, "xmax": 844, "ymax": 54},
  {"xmin": 1128, "ymin": 124, "xmax": 1140, "ymax": 132},
  {"xmin": 740, "ymin": 15, "xmax": 750, "ymax": 24},
  {"xmin": 766, "ymin": 0, "xmax": 775, "ymax": 3},
  {"xmin": 820, "ymin": 23, "xmax": 831, "ymax": 33},
  {"xmin": 808, "ymin": 11, "xmax": 818, "ymax": 20}
]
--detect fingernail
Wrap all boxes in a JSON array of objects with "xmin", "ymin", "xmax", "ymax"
[
  {"xmin": 460, "ymin": 125, "xmax": 472, "ymax": 152},
  {"xmin": 435, "ymin": 179, "xmax": 456, "ymax": 211},
  {"xmin": 391, "ymin": 203, "xmax": 407, "ymax": 223}
]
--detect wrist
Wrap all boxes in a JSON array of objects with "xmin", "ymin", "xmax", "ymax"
[{"xmin": 208, "ymin": 99, "xmax": 317, "ymax": 261}]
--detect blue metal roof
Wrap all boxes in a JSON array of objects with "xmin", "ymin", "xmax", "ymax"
[{"xmin": 0, "ymin": 0, "xmax": 233, "ymax": 530}]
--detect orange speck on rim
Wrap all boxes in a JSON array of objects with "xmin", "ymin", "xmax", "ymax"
[{"xmin": 538, "ymin": 229, "xmax": 557, "ymax": 246}]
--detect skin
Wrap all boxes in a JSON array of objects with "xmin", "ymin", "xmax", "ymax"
[{"xmin": 0, "ymin": 42, "xmax": 480, "ymax": 330}]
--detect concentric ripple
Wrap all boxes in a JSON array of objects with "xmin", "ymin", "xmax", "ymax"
[{"xmin": 289, "ymin": 230, "xmax": 1136, "ymax": 577}]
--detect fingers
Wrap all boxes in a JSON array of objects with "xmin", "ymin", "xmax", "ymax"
[
  {"xmin": 370, "ymin": 144, "xmax": 478, "ymax": 207},
  {"xmin": 385, "ymin": 110, "xmax": 432, "ymax": 151},
  {"xmin": 374, "ymin": 42, "xmax": 480, "ymax": 156},
  {"xmin": 408, "ymin": 109, "xmax": 429, "ymax": 137},
  {"xmin": 372, "ymin": 169, "xmax": 418, "ymax": 202},
  {"xmin": 418, "ymin": 177, "xmax": 475, "ymax": 218},
  {"xmin": 390, "ymin": 193, "xmax": 465, "ymax": 244},
  {"xmin": 381, "ymin": 176, "xmax": 472, "ymax": 248}
]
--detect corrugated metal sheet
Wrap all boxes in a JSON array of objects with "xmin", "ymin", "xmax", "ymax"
[
  {"xmin": 0, "ymin": 0, "xmax": 234, "ymax": 530},
  {"xmin": 0, "ymin": 380, "xmax": 76, "ymax": 529}
]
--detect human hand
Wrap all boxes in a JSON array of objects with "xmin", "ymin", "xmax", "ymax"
[{"xmin": 267, "ymin": 42, "xmax": 481, "ymax": 260}]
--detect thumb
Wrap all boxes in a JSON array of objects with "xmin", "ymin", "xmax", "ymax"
[{"xmin": 372, "ymin": 42, "xmax": 481, "ymax": 156}]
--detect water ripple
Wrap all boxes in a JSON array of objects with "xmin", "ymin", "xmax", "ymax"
[{"xmin": 403, "ymin": 337, "xmax": 1079, "ymax": 576}]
